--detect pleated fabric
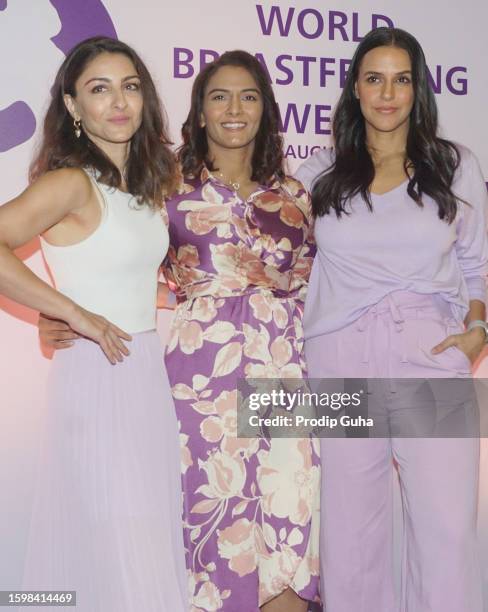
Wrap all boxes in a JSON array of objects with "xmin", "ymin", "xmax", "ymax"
[{"xmin": 21, "ymin": 331, "xmax": 188, "ymax": 612}]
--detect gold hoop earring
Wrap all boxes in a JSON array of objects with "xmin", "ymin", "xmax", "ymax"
[{"xmin": 74, "ymin": 118, "xmax": 82, "ymax": 138}]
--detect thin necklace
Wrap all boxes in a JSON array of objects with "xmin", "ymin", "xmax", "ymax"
[{"xmin": 217, "ymin": 171, "xmax": 250, "ymax": 192}]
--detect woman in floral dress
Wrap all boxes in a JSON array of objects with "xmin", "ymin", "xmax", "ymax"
[
  {"xmin": 163, "ymin": 51, "xmax": 320, "ymax": 611},
  {"xmin": 38, "ymin": 49, "xmax": 321, "ymax": 611}
]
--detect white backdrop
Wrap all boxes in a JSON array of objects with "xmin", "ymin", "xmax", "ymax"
[{"xmin": 1, "ymin": 0, "xmax": 487, "ymax": 603}]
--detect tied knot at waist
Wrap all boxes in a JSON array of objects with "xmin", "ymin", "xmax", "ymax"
[
  {"xmin": 355, "ymin": 291, "xmax": 459, "ymax": 331},
  {"xmin": 356, "ymin": 293, "xmax": 406, "ymax": 334},
  {"xmin": 354, "ymin": 291, "xmax": 462, "ymax": 372}
]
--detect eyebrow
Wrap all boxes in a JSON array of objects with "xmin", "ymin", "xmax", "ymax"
[
  {"xmin": 83, "ymin": 75, "xmax": 140, "ymax": 86},
  {"xmin": 207, "ymin": 87, "xmax": 261, "ymax": 95},
  {"xmin": 364, "ymin": 70, "xmax": 412, "ymax": 76}
]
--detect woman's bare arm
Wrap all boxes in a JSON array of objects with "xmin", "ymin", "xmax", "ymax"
[{"xmin": 0, "ymin": 169, "xmax": 131, "ymax": 363}]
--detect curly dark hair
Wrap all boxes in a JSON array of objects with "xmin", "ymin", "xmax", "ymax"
[
  {"xmin": 311, "ymin": 27, "xmax": 461, "ymax": 222},
  {"xmin": 30, "ymin": 36, "xmax": 176, "ymax": 208},
  {"xmin": 178, "ymin": 50, "xmax": 284, "ymax": 183}
]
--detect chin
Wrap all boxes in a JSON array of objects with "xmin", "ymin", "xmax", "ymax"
[
  {"xmin": 377, "ymin": 123, "xmax": 402, "ymax": 132},
  {"xmin": 108, "ymin": 130, "xmax": 137, "ymax": 142},
  {"xmin": 103, "ymin": 135, "xmax": 134, "ymax": 145},
  {"xmin": 223, "ymin": 137, "xmax": 256, "ymax": 149},
  {"xmin": 367, "ymin": 119, "xmax": 407, "ymax": 134}
]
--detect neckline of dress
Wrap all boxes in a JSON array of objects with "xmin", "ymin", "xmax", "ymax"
[
  {"xmin": 84, "ymin": 166, "xmax": 131, "ymax": 196},
  {"xmin": 370, "ymin": 178, "xmax": 409, "ymax": 198}
]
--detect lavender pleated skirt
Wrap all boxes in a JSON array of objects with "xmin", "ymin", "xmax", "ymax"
[{"xmin": 21, "ymin": 331, "xmax": 188, "ymax": 612}]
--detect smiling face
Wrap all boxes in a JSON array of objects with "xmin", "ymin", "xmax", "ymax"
[
  {"xmin": 355, "ymin": 45, "xmax": 414, "ymax": 136},
  {"xmin": 63, "ymin": 51, "xmax": 143, "ymax": 154},
  {"xmin": 200, "ymin": 65, "xmax": 264, "ymax": 156}
]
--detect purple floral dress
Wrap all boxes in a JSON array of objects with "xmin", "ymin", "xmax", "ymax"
[{"xmin": 163, "ymin": 168, "xmax": 320, "ymax": 611}]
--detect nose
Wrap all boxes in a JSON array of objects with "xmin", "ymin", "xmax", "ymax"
[
  {"xmin": 227, "ymin": 93, "xmax": 242, "ymax": 116},
  {"xmin": 112, "ymin": 88, "xmax": 128, "ymax": 109},
  {"xmin": 381, "ymin": 79, "xmax": 394, "ymax": 100}
]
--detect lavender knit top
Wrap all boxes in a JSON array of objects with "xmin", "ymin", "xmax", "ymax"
[{"xmin": 295, "ymin": 145, "xmax": 488, "ymax": 339}]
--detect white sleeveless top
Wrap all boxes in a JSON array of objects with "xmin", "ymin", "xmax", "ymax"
[{"xmin": 40, "ymin": 170, "xmax": 168, "ymax": 334}]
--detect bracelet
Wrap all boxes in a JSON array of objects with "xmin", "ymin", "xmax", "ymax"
[{"xmin": 467, "ymin": 319, "xmax": 488, "ymax": 343}]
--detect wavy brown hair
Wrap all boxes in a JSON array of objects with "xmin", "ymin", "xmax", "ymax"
[
  {"xmin": 30, "ymin": 36, "xmax": 176, "ymax": 208},
  {"xmin": 312, "ymin": 27, "xmax": 461, "ymax": 222},
  {"xmin": 178, "ymin": 50, "xmax": 284, "ymax": 183}
]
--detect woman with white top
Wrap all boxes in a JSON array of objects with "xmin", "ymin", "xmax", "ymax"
[{"xmin": 0, "ymin": 37, "xmax": 187, "ymax": 611}]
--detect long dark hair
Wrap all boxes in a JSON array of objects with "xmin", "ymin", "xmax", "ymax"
[
  {"xmin": 312, "ymin": 27, "xmax": 461, "ymax": 222},
  {"xmin": 178, "ymin": 50, "xmax": 284, "ymax": 183},
  {"xmin": 30, "ymin": 36, "xmax": 176, "ymax": 208}
]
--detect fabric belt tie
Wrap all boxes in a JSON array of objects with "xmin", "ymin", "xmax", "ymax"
[{"xmin": 355, "ymin": 294, "xmax": 410, "ymax": 389}]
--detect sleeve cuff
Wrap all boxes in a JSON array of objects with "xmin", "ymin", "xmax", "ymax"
[{"xmin": 465, "ymin": 276, "xmax": 487, "ymax": 304}]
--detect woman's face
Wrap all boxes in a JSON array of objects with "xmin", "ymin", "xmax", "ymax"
[
  {"xmin": 64, "ymin": 52, "xmax": 143, "ymax": 150},
  {"xmin": 201, "ymin": 65, "xmax": 264, "ymax": 154},
  {"xmin": 355, "ymin": 45, "xmax": 414, "ymax": 135}
]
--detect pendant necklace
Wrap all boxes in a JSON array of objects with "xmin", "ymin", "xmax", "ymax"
[{"xmin": 217, "ymin": 171, "xmax": 247, "ymax": 192}]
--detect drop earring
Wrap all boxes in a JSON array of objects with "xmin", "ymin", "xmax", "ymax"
[{"xmin": 74, "ymin": 118, "xmax": 82, "ymax": 138}]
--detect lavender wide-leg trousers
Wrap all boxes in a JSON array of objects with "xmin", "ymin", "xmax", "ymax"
[{"xmin": 305, "ymin": 291, "xmax": 482, "ymax": 612}]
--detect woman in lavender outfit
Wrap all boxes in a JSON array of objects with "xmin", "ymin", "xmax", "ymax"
[{"xmin": 296, "ymin": 27, "xmax": 487, "ymax": 612}]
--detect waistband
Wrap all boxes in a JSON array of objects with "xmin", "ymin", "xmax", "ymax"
[
  {"xmin": 354, "ymin": 292, "xmax": 463, "ymax": 382},
  {"xmin": 73, "ymin": 328, "xmax": 158, "ymax": 342},
  {"xmin": 357, "ymin": 291, "xmax": 457, "ymax": 324},
  {"xmin": 176, "ymin": 284, "xmax": 302, "ymax": 303}
]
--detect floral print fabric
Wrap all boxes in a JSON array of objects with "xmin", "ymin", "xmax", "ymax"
[{"xmin": 163, "ymin": 169, "xmax": 320, "ymax": 610}]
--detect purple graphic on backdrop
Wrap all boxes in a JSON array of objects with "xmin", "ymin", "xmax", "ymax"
[
  {"xmin": 0, "ymin": 0, "xmax": 116, "ymax": 152},
  {"xmin": 0, "ymin": 103, "xmax": 37, "ymax": 154},
  {"xmin": 50, "ymin": 0, "xmax": 116, "ymax": 55}
]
